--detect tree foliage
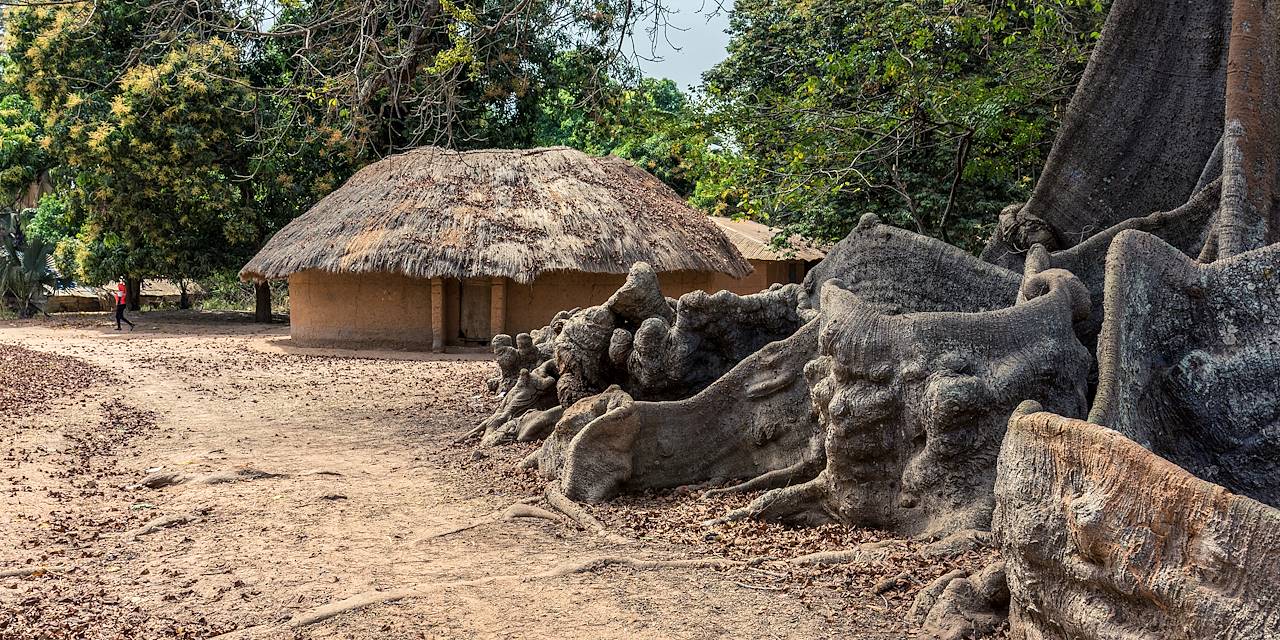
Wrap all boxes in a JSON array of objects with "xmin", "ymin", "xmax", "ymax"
[
  {"xmin": 532, "ymin": 58, "xmax": 715, "ymax": 197},
  {"xmin": 4, "ymin": 3, "xmax": 261, "ymax": 283},
  {"xmin": 0, "ymin": 94, "xmax": 49, "ymax": 206},
  {"xmin": 699, "ymin": 0, "xmax": 1108, "ymax": 250},
  {"xmin": 0, "ymin": 0, "xmax": 686, "ymax": 290}
]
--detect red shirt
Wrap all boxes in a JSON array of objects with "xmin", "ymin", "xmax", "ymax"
[{"xmin": 116, "ymin": 286, "xmax": 127, "ymax": 305}]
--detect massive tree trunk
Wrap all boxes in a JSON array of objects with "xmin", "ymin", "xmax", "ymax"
[
  {"xmin": 253, "ymin": 281, "xmax": 271, "ymax": 323},
  {"xmin": 1210, "ymin": 0, "xmax": 1280, "ymax": 257},
  {"xmin": 995, "ymin": 404, "xmax": 1280, "ymax": 640},
  {"xmin": 982, "ymin": 0, "xmax": 1230, "ymax": 270}
]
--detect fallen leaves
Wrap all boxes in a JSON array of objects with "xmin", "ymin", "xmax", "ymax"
[{"xmin": 0, "ymin": 343, "xmax": 108, "ymax": 419}]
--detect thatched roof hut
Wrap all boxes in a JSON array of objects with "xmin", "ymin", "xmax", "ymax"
[
  {"xmin": 710, "ymin": 217, "xmax": 827, "ymax": 262},
  {"xmin": 241, "ymin": 147, "xmax": 774, "ymax": 352},
  {"xmin": 699, "ymin": 217, "xmax": 827, "ymax": 295},
  {"xmin": 241, "ymin": 146, "xmax": 751, "ymax": 284}
]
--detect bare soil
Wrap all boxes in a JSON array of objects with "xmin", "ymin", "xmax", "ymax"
[{"xmin": 0, "ymin": 311, "xmax": 992, "ymax": 639}]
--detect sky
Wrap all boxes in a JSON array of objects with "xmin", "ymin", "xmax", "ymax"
[{"xmin": 633, "ymin": 2, "xmax": 734, "ymax": 92}]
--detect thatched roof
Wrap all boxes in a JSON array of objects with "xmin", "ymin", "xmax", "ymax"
[
  {"xmin": 241, "ymin": 147, "xmax": 752, "ymax": 284},
  {"xmin": 710, "ymin": 217, "xmax": 827, "ymax": 262}
]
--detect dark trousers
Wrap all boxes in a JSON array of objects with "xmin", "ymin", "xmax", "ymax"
[{"xmin": 115, "ymin": 303, "xmax": 134, "ymax": 329}]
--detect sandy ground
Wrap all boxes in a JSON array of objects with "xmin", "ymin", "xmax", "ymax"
[{"xmin": 0, "ymin": 311, "xmax": 993, "ymax": 639}]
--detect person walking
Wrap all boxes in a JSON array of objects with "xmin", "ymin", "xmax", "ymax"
[{"xmin": 114, "ymin": 281, "xmax": 134, "ymax": 331}]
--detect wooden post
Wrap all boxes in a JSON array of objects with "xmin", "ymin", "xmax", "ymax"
[
  {"xmin": 430, "ymin": 277, "xmax": 445, "ymax": 353},
  {"xmin": 490, "ymin": 277, "xmax": 506, "ymax": 338}
]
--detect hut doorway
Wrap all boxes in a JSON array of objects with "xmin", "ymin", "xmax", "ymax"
[{"xmin": 458, "ymin": 278, "xmax": 492, "ymax": 343}]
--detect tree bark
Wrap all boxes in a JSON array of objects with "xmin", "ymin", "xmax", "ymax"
[
  {"xmin": 253, "ymin": 281, "xmax": 271, "ymax": 323},
  {"xmin": 1215, "ymin": 0, "xmax": 1280, "ymax": 256},
  {"xmin": 981, "ymin": 0, "xmax": 1231, "ymax": 270},
  {"xmin": 723, "ymin": 267, "xmax": 1091, "ymax": 539},
  {"xmin": 1088, "ymin": 231, "xmax": 1280, "ymax": 506},
  {"xmin": 541, "ymin": 321, "xmax": 825, "ymax": 502},
  {"xmin": 126, "ymin": 277, "xmax": 141, "ymax": 312},
  {"xmin": 996, "ymin": 404, "xmax": 1280, "ymax": 640}
]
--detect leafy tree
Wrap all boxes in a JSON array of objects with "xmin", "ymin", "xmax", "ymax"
[
  {"xmin": 6, "ymin": 4, "xmax": 262, "ymax": 297},
  {"xmin": 1, "ymin": 210, "xmax": 55, "ymax": 318},
  {"xmin": 699, "ymin": 0, "xmax": 1108, "ymax": 250},
  {"xmin": 0, "ymin": 94, "xmax": 50, "ymax": 207},
  {"xmin": 532, "ymin": 56, "xmax": 716, "ymax": 197}
]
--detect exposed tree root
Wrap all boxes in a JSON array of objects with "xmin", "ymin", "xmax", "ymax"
[
  {"xmin": 502, "ymin": 503, "xmax": 562, "ymax": 522},
  {"xmin": 194, "ymin": 469, "xmax": 285, "ymax": 485},
  {"xmin": 285, "ymin": 555, "xmax": 744, "ymax": 629},
  {"xmin": 701, "ymin": 457, "xmax": 824, "ymax": 499},
  {"xmin": 132, "ymin": 469, "xmax": 186, "ymax": 489},
  {"xmin": 123, "ymin": 510, "xmax": 207, "ymax": 539},
  {"xmin": 705, "ymin": 479, "xmax": 832, "ymax": 527},
  {"xmin": 908, "ymin": 561, "xmax": 1008, "ymax": 640},
  {"xmin": 544, "ymin": 484, "xmax": 632, "ymax": 544},
  {"xmin": 287, "ymin": 549, "xmax": 900, "ymax": 629},
  {"xmin": 451, "ymin": 422, "xmax": 485, "ymax": 444},
  {"xmin": 130, "ymin": 468, "xmax": 286, "ymax": 490},
  {"xmin": 219, "ymin": 540, "xmax": 915, "ymax": 636},
  {"xmin": 415, "ymin": 503, "xmax": 566, "ymax": 542},
  {"xmin": 0, "ymin": 565, "xmax": 66, "ymax": 578},
  {"xmin": 873, "ymin": 570, "xmax": 917, "ymax": 595},
  {"xmin": 918, "ymin": 529, "xmax": 994, "ymax": 559}
]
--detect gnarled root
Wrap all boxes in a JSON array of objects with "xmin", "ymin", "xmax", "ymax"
[
  {"xmin": 909, "ymin": 561, "xmax": 1009, "ymax": 640},
  {"xmin": 415, "ymin": 502, "xmax": 565, "ymax": 542},
  {"xmin": 543, "ymin": 321, "xmax": 825, "ymax": 503},
  {"xmin": 707, "ymin": 476, "xmax": 834, "ymax": 528},
  {"xmin": 474, "ymin": 360, "xmax": 558, "ymax": 445},
  {"xmin": 769, "ymin": 274, "xmax": 1089, "ymax": 539},
  {"xmin": 285, "ymin": 554, "xmax": 744, "ymax": 630},
  {"xmin": 122, "ymin": 508, "xmax": 210, "ymax": 540},
  {"xmin": 544, "ymin": 484, "xmax": 632, "ymax": 545},
  {"xmin": 702, "ymin": 452, "xmax": 826, "ymax": 500}
]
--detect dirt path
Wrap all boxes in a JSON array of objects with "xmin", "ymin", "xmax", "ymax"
[{"xmin": 0, "ymin": 312, "xmax": 940, "ymax": 639}]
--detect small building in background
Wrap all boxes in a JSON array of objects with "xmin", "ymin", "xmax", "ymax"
[
  {"xmin": 241, "ymin": 146, "xmax": 761, "ymax": 352},
  {"xmin": 707, "ymin": 216, "xmax": 826, "ymax": 294},
  {"xmin": 44, "ymin": 280, "xmax": 203, "ymax": 313},
  {"xmin": 44, "ymin": 284, "xmax": 108, "ymax": 313}
]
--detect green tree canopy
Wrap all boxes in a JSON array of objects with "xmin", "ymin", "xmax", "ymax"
[
  {"xmin": 532, "ymin": 54, "xmax": 717, "ymax": 198},
  {"xmin": 0, "ymin": 94, "xmax": 50, "ymax": 207},
  {"xmin": 699, "ymin": 0, "xmax": 1107, "ymax": 250}
]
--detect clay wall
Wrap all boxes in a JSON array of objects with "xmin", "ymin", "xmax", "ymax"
[
  {"xmin": 288, "ymin": 262, "xmax": 809, "ymax": 349},
  {"xmin": 288, "ymin": 270, "xmax": 435, "ymax": 349}
]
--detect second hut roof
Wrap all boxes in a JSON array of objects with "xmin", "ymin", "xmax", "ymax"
[{"xmin": 710, "ymin": 216, "xmax": 828, "ymax": 262}]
